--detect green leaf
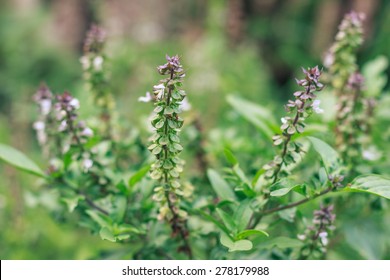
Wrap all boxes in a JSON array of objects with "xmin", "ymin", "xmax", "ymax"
[
  {"xmin": 86, "ymin": 210, "xmax": 110, "ymax": 228},
  {"xmin": 224, "ymin": 148, "xmax": 238, "ymax": 165},
  {"xmin": 99, "ymin": 227, "xmax": 116, "ymax": 242},
  {"xmin": 227, "ymin": 95, "xmax": 277, "ymax": 138},
  {"xmin": 270, "ymin": 178, "xmax": 304, "ymax": 197},
  {"xmin": 345, "ymin": 174, "xmax": 390, "ymax": 199},
  {"xmin": 128, "ymin": 165, "xmax": 150, "ymax": 187},
  {"xmin": 0, "ymin": 143, "xmax": 45, "ymax": 177},
  {"xmin": 207, "ymin": 169, "xmax": 236, "ymax": 202},
  {"xmin": 196, "ymin": 210, "xmax": 231, "ymax": 237},
  {"xmin": 233, "ymin": 199, "xmax": 253, "ymax": 231},
  {"xmin": 307, "ymin": 136, "xmax": 341, "ymax": 172},
  {"xmin": 220, "ymin": 233, "xmax": 253, "ymax": 252},
  {"xmin": 256, "ymin": 236, "xmax": 303, "ymax": 249},
  {"xmin": 110, "ymin": 195, "xmax": 127, "ymax": 223},
  {"xmin": 362, "ymin": 56, "xmax": 388, "ymax": 97},
  {"xmin": 216, "ymin": 208, "xmax": 236, "ymax": 232},
  {"xmin": 62, "ymin": 195, "xmax": 84, "ymax": 212},
  {"xmin": 236, "ymin": 229, "xmax": 269, "ymax": 240}
]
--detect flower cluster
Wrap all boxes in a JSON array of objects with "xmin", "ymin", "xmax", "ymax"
[
  {"xmin": 264, "ymin": 66, "xmax": 324, "ymax": 182},
  {"xmin": 148, "ymin": 55, "xmax": 192, "ymax": 256},
  {"xmin": 80, "ymin": 24, "xmax": 115, "ymax": 139},
  {"xmin": 33, "ymin": 84, "xmax": 53, "ymax": 146},
  {"xmin": 55, "ymin": 92, "xmax": 92, "ymax": 139},
  {"xmin": 324, "ymin": 11, "xmax": 365, "ymax": 89},
  {"xmin": 298, "ymin": 204, "xmax": 336, "ymax": 259}
]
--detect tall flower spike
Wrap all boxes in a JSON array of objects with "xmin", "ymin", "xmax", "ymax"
[
  {"xmin": 264, "ymin": 66, "xmax": 324, "ymax": 183},
  {"xmin": 324, "ymin": 12, "xmax": 373, "ymax": 169},
  {"xmin": 148, "ymin": 55, "xmax": 192, "ymax": 258},
  {"xmin": 80, "ymin": 24, "xmax": 116, "ymax": 139}
]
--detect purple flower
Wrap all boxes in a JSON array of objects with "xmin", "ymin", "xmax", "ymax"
[
  {"xmin": 83, "ymin": 24, "xmax": 107, "ymax": 53},
  {"xmin": 313, "ymin": 204, "xmax": 336, "ymax": 226},
  {"xmin": 157, "ymin": 55, "xmax": 184, "ymax": 75},
  {"xmin": 347, "ymin": 72, "xmax": 365, "ymax": 90}
]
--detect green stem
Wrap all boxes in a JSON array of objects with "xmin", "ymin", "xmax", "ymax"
[{"xmin": 249, "ymin": 187, "xmax": 332, "ymax": 229}]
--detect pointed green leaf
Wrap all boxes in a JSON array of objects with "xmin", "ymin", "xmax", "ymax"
[
  {"xmin": 99, "ymin": 227, "xmax": 116, "ymax": 242},
  {"xmin": 0, "ymin": 143, "xmax": 45, "ymax": 177},
  {"xmin": 233, "ymin": 199, "xmax": 253, "ymax": 231},
  {"xmin": 307, "ymin": 136, "xmax": 341, "ymax": 172},
  {"xmin": 224, "ymin": 148, "xmax": 238, "ymax": 166},
  {"xmin": 207, "ymin": 169, "xmax": 236, "ymax": 202},
  {"xmin": 128, "ymin": 165, "xmax": 150, "ymax": 187},
  {"xmin": 236, "ymin": 229, "xmax": 269, "ymax": 240},
  {"xmin": 227, "ymin": 95, "xmax": 277, "ymax": 138},
  {"xmin": 346, "ymin": 174, "xmax": 390, "ymax": 199},
  {"xmin": 216, "ymin": 208, "xmax": 236, "ymax": 232}
]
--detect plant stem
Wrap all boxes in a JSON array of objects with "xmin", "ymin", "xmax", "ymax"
[{"xmin": 249, "ymin": 187, "xmax": 332, "ymax": 229}]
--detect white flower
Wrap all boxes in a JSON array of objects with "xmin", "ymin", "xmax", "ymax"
[
  {"xmin": 33, "ymin": 121, "xmax": 45, "ymax": 131},
  {"xmin": 69, "ymin": 98, "xmax": 80, "ymax": 109},
  {"xmin": 80, "ymin": 56, "xmax": 90, "ymax": 70},
  {"xmin": 297, "ymin": 234, "xmax": 306, "ymax": 241},
  {"xmin": 153, "ymin": 83, "xmax": 165, "ymax": 100},
  {"xmin": 83, "ymin": 158, "xmax": 93, "ymax": 171},
  {"xmin": 323, "ymin": 52, "xmax": 334, "ymax": 68},
  {"xmin": 362, "ymin": 146, "xmax": 381, "ymax": 161},
  {"xmin": 281, "ymin": 117, "xmax": 287, "ymax": 124},
  {"xmin": 58, "ymin": 120, "xmax": 67, "ymax": 132},
  {"xmin": 93, "ymin": 56, "xmax": 104, "ymax": 71},
  {"xmin": 178, "ymin": 97, "xmax": 191, "ymax": 112},
  {"xmin": 40, "ymin": 99, "xmax": 52, "ymax": 115},
  {"xmin": 319, "ymin": 231, "xmax": 328, "ymax": 246},
  {"xmin": 81, "ymin": 127, "xmax": 94, "ymax": 137},
  {"xmin": 312, "ymin": 100, "xmax": 324, "ymax": 114},
  {"xmin": 138, "ymin": 92, "xmax": 153, "ymax": 103}
]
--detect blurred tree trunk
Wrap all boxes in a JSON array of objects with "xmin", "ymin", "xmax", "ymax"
[
  {"xmin": 352, "ymin": 0, "xmax": 379, "ymax": 42},
  {"xmin": 226, "ymin": 0, "xmax": 245, "ymax": 45},
  {"xmin": 103, "ymin": 0, "xmax": 171, "ymax": 43},
  {"xmin": 49, "ymin": 0, "xmax": 91, "ymax": 51},
  {"xmin": 312, "ymin": 0, "xmax": 341, "ymax": 55}
]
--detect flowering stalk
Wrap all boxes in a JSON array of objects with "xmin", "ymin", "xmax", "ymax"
[
  {"xmin": 80, "ymin": 24, "xmax": 116, "ymax": 139},
  {"xmin": 324, "ymin": 12, "xmax": 371, "ymax": 167},
  {"xmin": 148, "ymin": 55, "xmax": 192, "ymax": 258},
  {"xmin": 298, "ymin": 205, "xmax": 336, "ymax": 259},
  {"xmin": 54, "ymin": 91, "xmax": 94, "ymax": 171},
  {"xmin": 264, "ymin": 66, "xmax": 324, "ymax": 183}
]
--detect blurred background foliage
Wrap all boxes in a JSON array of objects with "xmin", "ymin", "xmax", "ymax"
[{"xmin": 0, "ymin": 0, "xmax": 389, "ymax": 259}]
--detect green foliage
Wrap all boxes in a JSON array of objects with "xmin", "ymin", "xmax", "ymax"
[
  {"xmin": 307, "ymin": 136, "xmax": 341, "ymax": 173},
  {"xmin": 346, "ymin": 175, "xmax": 390, "ymax": 199},
  {"xmin": 227, "ymin": 95, "xmax": 277, "ymax": 138},
  {"xmin": 0, "ymin": 143, "xmax": 45, "ymax": 177}
]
